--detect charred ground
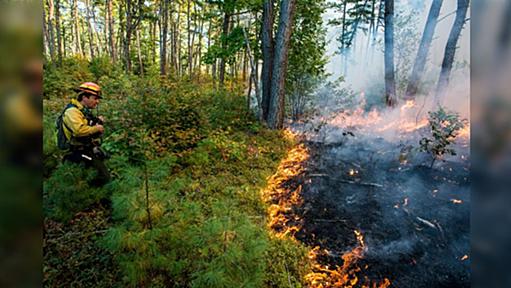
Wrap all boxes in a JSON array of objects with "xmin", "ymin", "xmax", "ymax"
[{"xmin": 282, "ymin": 126, "xmax": 470, "ymax": 287}]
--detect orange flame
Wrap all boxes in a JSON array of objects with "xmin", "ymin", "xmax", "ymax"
[
  {"xmin": 264, "ymin": 131, "xmax": 391, "ymax": 287},
  {"xmin": 458, "ymin": 124, "xmax": 470, "ymax": 138},
  {"xmin": 400, "ymin": 100, "xmax": 416, "ymax": 112}
]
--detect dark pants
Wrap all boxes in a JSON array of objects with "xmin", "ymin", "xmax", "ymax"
[{"xmin": 63, "ymin": 147, "xmax": 111, "ymax": 186}]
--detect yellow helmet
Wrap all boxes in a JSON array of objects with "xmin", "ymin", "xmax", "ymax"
[{"xmin": 75, "ymin": 82, "xmax": 102, "ymax": 98}]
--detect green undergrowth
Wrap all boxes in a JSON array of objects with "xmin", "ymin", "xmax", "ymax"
[
  {"xmin": 100, "ymin": 127, "xmax": 310, "ymax": 287},
  {"xmin": 43, "ymin": 58, "xmax": 310, "ymax": 287}
]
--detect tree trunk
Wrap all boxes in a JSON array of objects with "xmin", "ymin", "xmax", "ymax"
[
  {"xmin": 242, "ymin": 49, "xmax": 247, "ymax": 83},
  {"xmin": 219, "ymin": 12, "xmax": 231, "ymax": 86},
  {"xmin": 207, "ymin": 19, "xmax": 212, "ymax": 77},
  {"xmin": 136, "ymin": 29, "xmax": 144, "ymax": 76},
  {"xmin": 384, "ymin": 0, "xmax": 396, "ymax": 106},
  {"xmin": 43, "ymin": 4, "xmax": 48, "ymax": 57},
  {"xmin": 261, "ymin": 0, "xmax": 274, "ymax": 120},
  {"xmin": 405, "ymin": 0, "xmax": 443, "ymax": 100},
  {"xmin": 107, "ymin": 0, "xmax": 116, "ymax": 62},
  {"xmin": 118, "ymin": 1, "xmax": 125, "ymax": 65},
  {"xmin": 187, "ymin": 0, "xmax": 193, "ymax": 76},
  {"xmin": 63, "ymin": 24, "xmax": 67, "ymax": 58},
  {"xmin": 73, "ymin": 0, "xmax": 83, "ymax": 57},
  {"xmin": 212, "ymin": 59, "xmax": 217, "ymax": 84},
  {"xmin": 177, "ymin": 7, "xmax": 182, "ymax": 77},
  {"xmin": 90, "ymin": 1, "xmax": 104, "ymax": 55},
  {"xmin": 85, "ymin": 0, "xmax": 96, "ymax": 59},
  {"xmin": 243, "ymin": 26, "xmax": 260, "ymax": 118},
  {"xmin": 375, "ymin": 0, "xmax": 384, "ymax": 41},
  {"xmin": 435, "ymin": 0, "xmax": 470, "ymax": 103},
  {"xmin": 152, "ymin": 21, "xmax": 157, "ymax": 65},
  {"xmin": 47, "ymin": 0, "xmax": 56, "ymax": 63},
  {"xmin": 124, "ymin": 0, "xmax": 133, "ymax": 72},
  {"xmin": 170, "ymin": 5, "xmax": 177, "ymax": 74},
  {"xmin": 55, "ymin": 0, "xmax": 62, "ymax": 65},
  {"xmin": 341, "ymin": 1, "xmax": 348, "ymax": 76},
  {"xmin": 267, "ymin": 0, "xmax": 297, "ymax": 129},
  {"xmin": 195, "ymin": 13, "xmax": 204, "ymax": 79},
  {"xmin": 160, "ymin": 0, "xmax": 169, "ymax": 75}
]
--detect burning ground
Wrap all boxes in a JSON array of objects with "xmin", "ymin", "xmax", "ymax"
[{"xmin": 264, "ymin": 101, "xmax": 470, "ymax": 287}]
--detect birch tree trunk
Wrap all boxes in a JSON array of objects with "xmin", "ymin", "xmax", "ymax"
[{"xmin": 43, "ymin": 4, "xmax": 48, "ymax": 57}]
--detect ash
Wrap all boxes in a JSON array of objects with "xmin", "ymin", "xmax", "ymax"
[{"xmin": 289, "ymin": 107, "xmax": 470, "ymax": 287}]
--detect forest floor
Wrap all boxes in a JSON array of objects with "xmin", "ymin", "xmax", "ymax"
[{"xmin": 269, "ymin": 113, "xmax": 471, "ymax": 287}]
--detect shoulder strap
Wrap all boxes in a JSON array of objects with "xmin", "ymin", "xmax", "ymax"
[{"xmin": 61, "ymin": 103, "xmax": 78, "ymax": 134}]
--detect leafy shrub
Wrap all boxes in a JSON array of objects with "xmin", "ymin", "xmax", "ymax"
[
  {"xmin": 420, "ymin": 106, "xmax": 468, "ymax": 167},
  {"xmin": 43, "ymin": 113, "xmax": 60, "ymax": 177},
  {"xmin": 89, "ymin": 56, "xmax": 118, "ymax": 79},
  {"xmin": 43, "ymin": 57, "xmax": 93, "ymax": 99},
  {"xmin": 203, "ymin": 90, "xmax": 256, "ymax": 131}
]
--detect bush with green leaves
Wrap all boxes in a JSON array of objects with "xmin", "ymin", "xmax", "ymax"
[
  {"xmin": 419, "ymin": 106, "xmax": 468, "ymax": 167},
  {"xmin": 43, "ymin": 57, "xmax": 94, "ymax": 99}
]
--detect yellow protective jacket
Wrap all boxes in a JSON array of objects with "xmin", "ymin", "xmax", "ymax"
[{"xmin": 62, "ymin": 99, "xmax": 102, "ymax": 147}]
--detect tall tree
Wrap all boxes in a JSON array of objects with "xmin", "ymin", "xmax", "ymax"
[
  {"xmin": 124, "ymin": 0, "xmax": 143, "ymax": 72},
  {"xmin": 384, "ymin": 0, "xmax": 396, "ymax": 106},
  {"xmin": 124, "ymin": 0, "xmax": 133, "ymax": 70},
  {"xmin": 84, "ymin": 0, "xmax": 96, "ymax": 58},
  {"xmin": 55, "ymin": 0, "xmax": 63, "ymax": 65},
  {"xmin": 218, "ymin": 3, "xmax": 232, "ymax": 85},
  {"xmin": 435, "ymin": 0, "xmax": 469, "ymax": 102},
  {"xmin": 72, "ymin": 0, "xmax": 84, "ymax": 57},
  {"xmin": 267, "ymin": 0, "xmax": 298, "ymax": 129},
  {"xmin": 136, "ymin": 29, "xmax": 144, "ymax": 75},
  {"xmin": 47, "ymin": 0, "xmax": 57, "ymax": 63},
  {"xmin": 160, "ymin": 0, "xmax": 169, "ymax": 75},
  {"xmin": 405, "ymin": 0, "xmax": 443, "ymax": 100},
  {"xmin": 187, "ymin": 0, "xmax": 193, "ymax": 75},
  {"xmin": 107, "ymin": 0, "xmax": 116, "ymax": 61},
  {"xmin": 43, "ymin": 3, "xmax": 48, "ymax": 57},
  {"xmin": 261, "ymin": 0, "xmax": 274, "ymax": 120}
]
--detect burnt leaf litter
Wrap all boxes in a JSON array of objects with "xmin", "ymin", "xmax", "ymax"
[{"xmin": 284, "ymin": 123, "xmax": 470, "ymax": 287}]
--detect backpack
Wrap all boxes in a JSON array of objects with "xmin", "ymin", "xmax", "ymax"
[{"xmin": 55, "ymin": 103, "xmax": 77, "ymax": 150}]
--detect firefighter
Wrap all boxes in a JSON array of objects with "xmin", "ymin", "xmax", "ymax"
[{"xmin": 60, "ymin": 82, "xmax": 110, "ymax": 186}]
